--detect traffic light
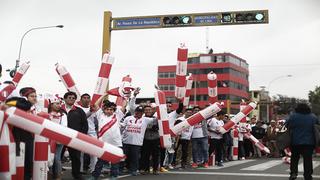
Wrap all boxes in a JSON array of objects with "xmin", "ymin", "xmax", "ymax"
[
  {"xmin": 9, "ymin": 69, "xmax": 16, "ymax": 78},
  {"xmin": 220, "ymin": 11, "xmax": 267, "ymax": 24},
  {"xmin": 162, "ymin": 15, "xmax": 192, "ymax": 26},
  {"xmin": 221, "ymin": 13, "xmax": 232, "ymax": 23},
  {"xmin": 234, "ymin": 11, "xmax": 266, "ymax": 23}
]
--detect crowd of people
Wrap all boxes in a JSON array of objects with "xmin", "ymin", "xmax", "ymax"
[{"xmin": 1, "ymin": 80, "xmax": 319, "ymax": 180}]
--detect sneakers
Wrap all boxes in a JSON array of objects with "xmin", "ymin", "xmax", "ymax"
[
  {"xmin": 202, "ymin": 162, "xmax": 209, "ymax": 168},
  {"xmin": 191, "ymin": 163, "xmax": 198, "ymax": 168},
  {"xmin": 217, "ymin": 162, "xmax": 224, "ymax": 167},
  {"xmin": 167, "ymin": 164, "xmax": 174, "ymax": 169},
  {"xmin": 153, "ymin": 170, "xmax": 159, "ymax": 175},
  {"xmin": 160, "ymin": 167, "xmax": 168, "ymax": 172},
  {"xmin": 241, "ymin": 157, "xmax": 245, "ymax": 160}
]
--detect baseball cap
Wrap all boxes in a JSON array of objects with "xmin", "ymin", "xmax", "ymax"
[{"xmin": 135, "ymin": 106, "xmax": 144, "ymax": 112}]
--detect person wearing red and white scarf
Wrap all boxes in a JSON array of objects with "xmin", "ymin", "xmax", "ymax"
[
  {"xmin": 48, "ymin": 97, "xmax": 67, "ymax": 179},
  {"xmin": 121, "ymin": 106, "xmax": 156, "ymax": 176},
  {"xmin": 91, "ymin": 94, "xmax": 126, "ymax": 179}
]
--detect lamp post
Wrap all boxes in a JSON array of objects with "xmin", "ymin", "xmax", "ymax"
[
  {"xmin": 267, "ymin": 74, "xmax": 292, "ymax": 97},
  {"xmin": 263, "ymin": 74, "xmax": 292, "ymax": 122},
  {"xmin": 9, "ymin": 25, "xmax": 64, "ymax": 77}
]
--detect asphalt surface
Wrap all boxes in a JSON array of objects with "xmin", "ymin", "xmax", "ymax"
[{"xmin": 60, "ymin": 157, "xmax": 320, "ymax": 180}]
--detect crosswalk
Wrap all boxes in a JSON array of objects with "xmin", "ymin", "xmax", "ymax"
[
  {"xmin": 241, "ymin": 160, "xmax": 283, "ymax": 171},
  {"xmin": 200, "ymin": 158, "xmax": 320, "ymax": 172}
]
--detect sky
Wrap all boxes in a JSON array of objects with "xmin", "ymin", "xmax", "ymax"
[{"xmin": 0, "ymin": 0, "xmax": 320, "ymax": 100}]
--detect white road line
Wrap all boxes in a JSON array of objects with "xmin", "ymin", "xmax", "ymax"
[
  {"xmin": 167, "ymin": 171, "xmax": 320, "ymax": 178},
  {"xmin": 241, "ymin": 160, "xmax": 283, "ymax": 171},
  {"xmin": 200, "ymin": 159, "xmax": 256, "ymax": 169},
  {"xmin": 103, "ymin": 174, "xmax": 131, "ymax": 179},
  {"xmin": 286, "ymin": 161, "xmax": 320, "ymax": 172}
]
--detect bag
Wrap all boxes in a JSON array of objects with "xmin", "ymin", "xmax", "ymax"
[
  {"xmin": 314, "ymin": 124, "xmax": 320, "ymax": 147},
  {"xmin": 276, "ymin": 125, "xmax": 291, "ymax": 150}
]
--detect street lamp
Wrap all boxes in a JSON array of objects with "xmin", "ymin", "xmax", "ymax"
[
  {"xmin": 267, "ymin": 74, "xmax": 292, "ymax": 96},
  {"xmin": 262, "ymin": 74, "xmax": 292, "ymax": 122},
  {"xmin": 9, "ymin": 25, "xmax": 64, "ymax": 77}
]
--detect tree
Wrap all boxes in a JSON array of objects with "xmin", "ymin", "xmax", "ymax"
[
  {"xmin": 272, "ymin": 94, "xmax": 307, "ymax": 115},
  {"xmin": 308, "ymin": 86, "xmax": 320, "ymax": 115}
]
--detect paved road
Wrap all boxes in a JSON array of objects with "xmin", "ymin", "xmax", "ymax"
[{"xmin": 61, "ymin": 157, "xmax": 320, "ymax": 180}]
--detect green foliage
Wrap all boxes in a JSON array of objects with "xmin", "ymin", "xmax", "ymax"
[
  {"xmin": 309, "ymin": 86, "xmax": 320, "ymax": 115},
  {"xmin": 273, "ymin": 94, "xmax": 307, "ymax": 115}
]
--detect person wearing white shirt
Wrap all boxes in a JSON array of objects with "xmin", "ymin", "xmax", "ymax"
[
  {"xmin": 48, "ymin": 97, "xmax": 68, "ymax": 179},
  {"xmin": 121, "ymin": 106, "xmax": 156, "ymax": 176},
  {"xmin": 91, "ymin": 95, "xmax": 126, "ymax": 179},
  {"xmin": 173, "ymin": 108, "xmax": 194, "ymax": 168},
  {"xmin": 191, "ymin": 106, "xmax": 209, "ymax": 168},
  {"xmin": 208, "ymin": 111, "xmax": 225, "ymax": 167}
]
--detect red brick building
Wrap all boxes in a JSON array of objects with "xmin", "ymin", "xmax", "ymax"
[{"xmin": 157, "ymin": 52, "xmax": 249, "ymax": 114}]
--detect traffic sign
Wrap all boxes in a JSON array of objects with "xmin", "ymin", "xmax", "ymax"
[
  {"xmin": 111, "ymin": 10, "xmax": 268, "ymax": 30},
  {"xmin": 114, "ymin": 17, "xmax": 161, "ymax": 29}
]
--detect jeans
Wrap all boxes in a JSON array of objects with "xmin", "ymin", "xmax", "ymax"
[
  {"xmin": 52, "ymin": 144, "xmax": 64, "ymax": 177},
  {"xmin": 92, "ymin": 158, "xmax": 119, "ymax": 178},
  {"xmin": 173, "ymin": 139, "xmax": 190, "ymax": 167},
  {"xmin": 192, "ymin": 137, "xmax": 209, "ymax": 163}
]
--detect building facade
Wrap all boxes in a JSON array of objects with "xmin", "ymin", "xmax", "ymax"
[{"xmin": 157, "ymin": 52, "xmax": 249, "ymax": 114}]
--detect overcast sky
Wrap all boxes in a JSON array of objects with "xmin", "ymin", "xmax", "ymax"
[{"xmin": 0, "ymin": 0, "xmax": 319, "ymax": 100}]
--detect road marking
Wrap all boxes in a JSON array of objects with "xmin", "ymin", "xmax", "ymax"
[
  {"xmin": 167, "ymin": 171, "xmax": 320, "ymax": 178},
  {"xmin": 200, "ymin": 159, "xmax": 256, "ymax": 169},
  {"xmin": 103, "ymin": 174, "xmax": 131, "ymax": 179},
  {"xmin": 241, "ymin": 160, "xmax": 282, "ymax": 171},
  {"xmin": 286, "ymin": 161, "xmax": 320, "ymax": 172}
]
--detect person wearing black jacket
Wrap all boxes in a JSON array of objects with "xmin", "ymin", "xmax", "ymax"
[
  {"xmin": 64, "ymin": 91, "xmax": 88, "ymax": 179},
  {"xmin": 5, "ymin": 96, "xmax": 33, "ymax": 179},
  {"xmin": 251, "ymin": 121, "xmax": 266, "ymax": 158}
]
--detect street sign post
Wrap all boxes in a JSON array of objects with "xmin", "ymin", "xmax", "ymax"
[{"xmin": 103, "ymin": 10, "xmax": 268, "ymax": 52}]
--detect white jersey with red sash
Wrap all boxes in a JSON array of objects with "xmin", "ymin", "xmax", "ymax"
[
  {"xmin": 94, "ymin": 108, "xmax": 124, "ymax": 147},
  {"xmin": 122, "ymin": 116, "xmax": 155, "ymax": 146}
]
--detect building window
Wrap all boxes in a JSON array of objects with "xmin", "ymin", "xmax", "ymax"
[
  {"xmin": 159, "ymin": 84, "xmax": 175, "ymax": 91},
  {"xmin": 158, "ymin": 72, "xmax": 176, "ymax": 78}
]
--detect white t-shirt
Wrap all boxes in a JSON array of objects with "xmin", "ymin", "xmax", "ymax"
[
  {"xmin": 122, "ymin": 115, "xmax": 155, "ymax": 146},
  {"xmin": 192, "ymin": 121, "xmax": 205, "ymax": 138},
  {"xmin": 177, "ymin": 116, "xmax": 194, "ymax": 140},
  {"xmin": 94, "ymin": 108, "xmax": 124, "ymax": 147},
  {"xmin": 168, "ymin": 111, "xmax": 179, "ymax": 129},
  {"xmin": 208, "ymin": 117, "xmax": 224, "ymax": 139}
]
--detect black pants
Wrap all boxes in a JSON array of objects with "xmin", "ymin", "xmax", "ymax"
[
  {"xmin": 140, "ymin": 139, "xmax": 160, "ymax": 171},
  {"xmin": 238, "ymin": 141, "xmax": 245, "ymax": 159},
  {"xmin": 24, "ymin": 139, "xmax": 34, "ymax": 180},
  {"xmin": 244, "ymin": 138, "xmax": 254, "ymax": 157},
  {"xmin": 209, "ymin": 138, "xmax": 224, "ymax": 162},
  {"xmin": 123, "ymin": 144, "xmax": 141, "ymax": 173},
  {"xmin": 69, "ymin": 148, "xmax": 81, "ymax": 179},
  {"xmin": 173, "ymin": 139, "xmax": 190, "ymax": 167},
  {"xmin": 290, "ymin": 145, "xmax": 314, "ymax": 180}
]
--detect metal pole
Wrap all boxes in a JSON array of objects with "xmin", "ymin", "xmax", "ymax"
[{"xmin": 14, "ymin": 25, "xmax": 63, "ymax": 73}]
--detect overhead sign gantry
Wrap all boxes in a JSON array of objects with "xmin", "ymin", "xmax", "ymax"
[{"xmin": 102, "ymin": 10, "xmax": 268, "ymax": 52}]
